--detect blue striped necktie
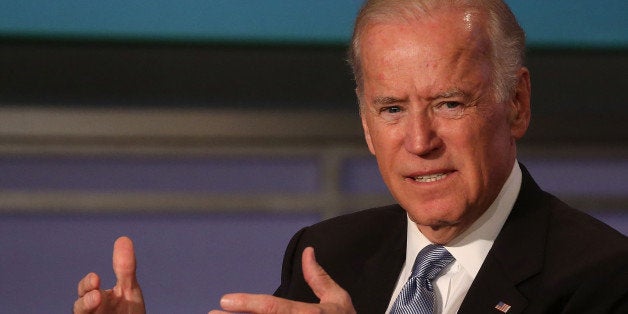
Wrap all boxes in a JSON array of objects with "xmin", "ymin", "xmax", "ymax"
[{"xmin": 390, "ymin": 244, "xmax": 455, "ymax": 314}]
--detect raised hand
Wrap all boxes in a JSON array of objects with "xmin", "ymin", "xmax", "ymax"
[
  {"xmin": 209, "ymin": 247, "xmax": 356, "ymax": 314},
  {"xmin": 73, "ymin": 236, "xmax": 146, "ymax": 314}
]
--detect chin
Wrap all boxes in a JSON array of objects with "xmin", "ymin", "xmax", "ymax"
[
  {"xmin": 402, "ymin": 195, "xmax": 462, "ymax": 218},
  {"xmin": 406, "ymin": 208, "xmax": 463, "ymax": 229}
]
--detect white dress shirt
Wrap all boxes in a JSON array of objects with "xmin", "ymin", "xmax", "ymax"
[{"xmin": 386, "ymin": 162, "xmax": 522, "ymax": 314}]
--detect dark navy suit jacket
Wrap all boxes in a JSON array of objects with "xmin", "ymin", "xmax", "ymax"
[{"xmin": 274, "ymin": 165, "xmax": 628, "ymax": 313}]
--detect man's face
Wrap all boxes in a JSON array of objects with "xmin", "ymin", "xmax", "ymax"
[{"xmin": 359, "ymin": 10, "xmax": 530, "ymax": 242}]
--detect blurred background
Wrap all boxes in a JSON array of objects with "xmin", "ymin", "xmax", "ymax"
[{"xmin": 1, "ymin": 0, "xmax": 626, "ymax": 313}]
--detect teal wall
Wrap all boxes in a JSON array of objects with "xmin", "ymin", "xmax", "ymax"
[{"xmin": 1, "ymin": 0, "xmax": 626, "ymax": 47}]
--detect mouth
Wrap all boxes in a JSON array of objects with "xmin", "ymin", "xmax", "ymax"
[
  {"xmin": 408, "ymin": 171, "xmax": 451, "ymax": 183},
  {"xmin": 413, "ymin": 173, "xmax": 448, "ymax": 183}
]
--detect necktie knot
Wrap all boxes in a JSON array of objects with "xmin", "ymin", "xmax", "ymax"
[
  {"xmin": 411, "ymin": 244, "xmax": 455, "ymax": 291},
  {"xmin": 390, "ymin": 244, "xmax": 455, "ymax": 314}
]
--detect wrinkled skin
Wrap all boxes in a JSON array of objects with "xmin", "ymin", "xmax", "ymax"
[{"xmin": 359, "ymin": 8, "xmax": 530, "ymax": 244}]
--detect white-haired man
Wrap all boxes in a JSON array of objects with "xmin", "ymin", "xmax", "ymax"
[{"xmin": 75, "ymin": 1, "xmax": 628, "ymax": 313}]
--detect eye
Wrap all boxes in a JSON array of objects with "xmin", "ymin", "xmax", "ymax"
[
  {"xmin": 443, "ymin": 101, "xmax": 462, "ymax": 109},
  {"xmin": 376, "ymin": 105, "xmax": 404, "ymax": 122},
  {"xmin": 434, "ymin": 101, "xmax": 465, "ymax": 119},
  {"xmin": 381, "ymin": 106, "xmax": 402, "ymax": 114}
]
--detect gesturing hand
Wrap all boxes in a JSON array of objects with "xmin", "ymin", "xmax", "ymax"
[
  {"xmin": 73, "ymin": 236, "xmax": 146, "ymax": 314},
  {"xmin": 209, "ymin": 247, "xmax": 356, "ymax": 314}
]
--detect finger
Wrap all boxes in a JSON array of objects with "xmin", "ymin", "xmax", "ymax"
[
  {"xmin": 301, "ymin": 247, "xmax": 352, "ymax": 305},
  {"xmin": 77, "ymin": 272, "xmax": 100, "ymax": 297},
  {"xmin": 73, "ymin": 289, "xmax": 102, "ymax": 314},
  {"xmin": 219, "ymin": 293, "xmax": 300, "ymax": 314},
  {"xmin": 112, "ymin": 236, "xmax": 138, "ymax": 290}
]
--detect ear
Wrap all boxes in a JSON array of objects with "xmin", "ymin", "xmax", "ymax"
[{"xmin": 509, "ymin": 67, "xmax": 531, "ymax": 140}]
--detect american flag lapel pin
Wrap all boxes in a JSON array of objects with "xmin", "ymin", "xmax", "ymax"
[{"xmin": 494, "ymin": 301, "xmax": 512, "ymax": 313}]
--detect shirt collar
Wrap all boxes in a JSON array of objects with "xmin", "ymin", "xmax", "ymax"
[{"xmin": 405, "ymin": 161, "xmax": 522, "ymax": 278}]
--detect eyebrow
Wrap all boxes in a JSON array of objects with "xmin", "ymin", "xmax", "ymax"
[
  {"xmin": 372, "ymin": 96, "xmax": 406, "ymax": 105},
  {"xmin": 370, "ymin": 89, "xmax": 471, "ymax": 105},
  {"xmin": 431, "ymin": 89, "xmax": 467, "ymax": 100}
]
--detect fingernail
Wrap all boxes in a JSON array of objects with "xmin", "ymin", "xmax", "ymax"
[{"xmin": 220, "ymin": 295, "xmax": 234, "ymax": 307}]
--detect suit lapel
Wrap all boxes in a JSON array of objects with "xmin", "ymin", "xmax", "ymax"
[
  {"xmin": 459, "ymin": 165, "xmax": 550, "ymax": 314},
  {"xmin": 351, "ymin": 206, "xmax": 407, "ymax": 313}
]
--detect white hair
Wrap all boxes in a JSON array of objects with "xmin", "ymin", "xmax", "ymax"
[{"xmin": 348, "ymin": 0, "xmax": 526, "ymax": 103}]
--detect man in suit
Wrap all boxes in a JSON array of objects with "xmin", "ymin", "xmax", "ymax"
[{"xmin": 74, "ymin": 0, "xmax": 628, "ymax": 313}]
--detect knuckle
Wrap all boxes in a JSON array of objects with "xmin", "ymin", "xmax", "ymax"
[
  {"xmin": 77, "ymin": 273, "xmax": 95, "ymax": 295},
  {"xmin": 72, "ymin": 299, "xmax": 81, "ymax": 313},
  {"xmin": 303, "ymin": 308, "xmax": 324, "ymax": 314},
  {"xmin": 73, "ymin": 296, "xmax": 89, "ymax": 314},
  {"xmin": 259, "ymin": 300, "xmax": 279, "ymax": 313}
]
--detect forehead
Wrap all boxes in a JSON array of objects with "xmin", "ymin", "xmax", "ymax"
[
  {"xmin": 358, "ymin": 9, "xmax": 492, "ymax": 96},
  {"xmin": 359, "ymin": 5, "xmax": 489, "ymax": 52},
  {"xmin": 362, "ymin": 8, "xmax": 490, "ymax": 63}
]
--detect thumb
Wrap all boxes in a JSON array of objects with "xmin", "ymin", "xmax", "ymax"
[
  {"xmin": 112, "ymin": 236, "xmax": 138, "ymax": 290},
  {"xmin": 301, "ymin": 247, "xmax": 353, "ymax": 306}
]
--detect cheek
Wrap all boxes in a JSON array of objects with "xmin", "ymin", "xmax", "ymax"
[
  {"xmin": 445, "ymin": 115, "xmax": 509, "ymax": 181},
  {"xmin": 468, "ymin": 116, "xmax": 515, "ymax": 190},
  {"xmin": 368, "ymin": 123, "xmax": 401, "ymax": 155},
  {"xmin": 369, "ymin": 128, "xmax": 406, "ymax": 183},
  {"xmin": 469, "ymin": 109, "xmax": 513, "ymax": 150},
  {"xmin": 373, "ymin": 137, "xmax": 398, "ymax": 172}
]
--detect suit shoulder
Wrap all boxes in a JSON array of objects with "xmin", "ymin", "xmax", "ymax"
[
  {"xmin": 546, "ymin": 194, "xmax": 627, "ymax": 253},
  {"xmin": 541, "ymin": 194, "xmax": 628, "ymax": 284},
  {"xmin": 530, "ymin": 195, "xmax": 628, "ymax": 312}
]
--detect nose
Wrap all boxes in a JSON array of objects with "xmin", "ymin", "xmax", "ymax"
[{"xmin": 403, "ymin": 112, "xmax": 443, "ymax": 157}]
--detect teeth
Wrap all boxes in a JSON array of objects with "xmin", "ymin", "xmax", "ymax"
[{"xmin": 414, "ymin": 173, "xmax": 447, "ymax": 182}]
